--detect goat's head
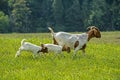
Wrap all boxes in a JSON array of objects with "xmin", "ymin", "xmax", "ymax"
[
  {"xmin": 39, "ymin": 44, "xmax": 48, "ymax": 53},
  {"xmin": 87, "ymin": 26, "xmax": 101, "ymax": 40}
]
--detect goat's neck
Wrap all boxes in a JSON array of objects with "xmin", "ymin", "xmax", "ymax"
[{"xmin": 87, "ymin": 31, "xmax": 94, "ymax": 41}]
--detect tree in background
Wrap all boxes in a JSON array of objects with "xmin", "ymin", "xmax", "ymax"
[
  {"xmin": 0, "ymin": 11, "xmax": 9, "ymax": 33},
  {"xmin": 0, "ymin": 0, "xmax": 120, "ymax": 33},
  {"xmin": 87, "ymin": 0, "xmax": 106, "ymax": 30},
  {"xmin": 27, "ymin": 0, "xmax": 54, "ymax": 32},
  {"xmin": 11, "ymin": 0, "xmax": 31, "ymax": 32},
  {"xmin": 28, "ymin": 0, "xmax": 44, "ymax": 32},
  {"xmin": 113, "ymin": 0, "xmax": 120, "ymax": 30},
  {"xmin": 0, "ymin": 0, "xmax": 8, "ymax": 14},
  {"xmin": 65, "ymin": 0, "xmax": 84, "ymax": 31},
  {"xmin": 81, "ymin": 0, "xmax": 91, "ymax": 28},
  {"xmin": 103, "ymin": 0, "xmax": 120, "ymax": 31},
  {"xmin": 52, "ymin": 0, "xmax": 64, "ymax": 31}
]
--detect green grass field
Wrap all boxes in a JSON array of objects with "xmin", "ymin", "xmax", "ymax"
[{"xmin": 0, "ymin": 32, "xmax": 120, "ymax": 80}]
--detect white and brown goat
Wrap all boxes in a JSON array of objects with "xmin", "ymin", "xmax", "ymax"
[
  {"xmin": 38, "ymin": 44, "xmax": 64, "ymax": 57},
  {"xmin": 48, "ymin": 26, "xmax": 101, "ymax": 56}
]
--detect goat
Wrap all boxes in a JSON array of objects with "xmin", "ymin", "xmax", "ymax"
[
  {"xmin": 48, "ymin": 26, "xmax": 101, "ymax": 56},
  {"xmin": 38, "ymin": 44, "xmax": 64, "ymax": 57},
  {"xmin": 15, "ymin": 39, "xmax": 42, "ymax": 58}
]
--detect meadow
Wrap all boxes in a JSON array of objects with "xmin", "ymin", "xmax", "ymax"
[{"xmin": 0, "ymin": 32, "xmax": 120, "ymax": 80}]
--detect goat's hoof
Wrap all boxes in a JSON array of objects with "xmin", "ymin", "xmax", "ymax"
[{"xmin": 15, "ymin": 55, "xmax": 19, "ymax": 58}]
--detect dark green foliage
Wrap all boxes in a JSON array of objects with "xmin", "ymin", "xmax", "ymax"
[
  {"xmin": 0, "ymin": 0, "xmax": 120, "ymax": 33},
  {"xmin": 11, "ymin": 0, "xmax": 31, "ymax": 33},
  {"xmin": 65, "ymin": 0, "xmax": 84, "ymax": 32},
  {"xmin": 0, "ymin": 11, "xmax": 9, "ymax": 33},
  {"xmin": 52, "ymin": 0, "xmax": 64, "ymax": 31}
]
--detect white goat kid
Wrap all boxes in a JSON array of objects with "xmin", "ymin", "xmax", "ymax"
[
  {"xmin": 15, "ymin": 39, "xmax": 42, "ymax": 58},
  {"xmin": 38, "ymin": 44, "xmax": 64, "ymax": 57},
  {"xmin": 48, "ymin": 26, "xmax": 101, "ymax": 57}
]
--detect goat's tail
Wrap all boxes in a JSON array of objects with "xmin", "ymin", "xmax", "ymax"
[
  {"xmin": 48, "ymin": 27, "xmax": 58, "ymax": 45},
  {"xmin": 48, "ymin": 27, "xmax": 55, "ymax": 37},
  {"xmin": 21, "ymin": 39, "xmax": 26, "ymax": 45}
]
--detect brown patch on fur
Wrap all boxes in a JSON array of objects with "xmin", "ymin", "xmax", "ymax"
[
  {"xmin": 38, "ymin": 44, "xmax": 48, "ymax": 53},
  {"xmin": 53, "ymin": 37, "xmax": 59, "ymax": 45},
  {"xmin": 74, "ymin": 41, "xmax": 86, "ymax": 50},
  {"xmin": 80, "ymin": 44, "xmax": 86, "ymax": 50},
  {"xmin": 67, "ymin": 47, "xmax": 71, "ymax": 53},
  {"xmin": 74, "ymin": 41, "xmax": 79, "ymax": 49},
  {"xmin": 40, "ymin": 47, "xmax": 48, "ymax": 53},
  {"xmin": 37, "ymin": 48, "xmax": 48, "ymax": 53},
  {"xmin": 62, "ymin": 45, "xmax": 67, "ymax": 51},
  {"xmin": 62, "ymin": 45, "xmax": 71, "ymax": 53}
]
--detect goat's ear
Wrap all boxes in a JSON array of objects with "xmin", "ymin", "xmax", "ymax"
[
  {"xmin": 87, "ymin": 26, "xmax": 91, "ymax": 31},
  {"xmin": 87, "ymin": 26, "xmax": 96, "ymax": 30},
  {"xmin": 94, "ymin": 27, "xmax": 99, "ymax": 31},
  {"xmin": 41, "ymin": 44, "xmax": 45, "ymax": 48},
  {"xmin": 91, "ymin": 26, "xmax": 98, "ymax": 29}
]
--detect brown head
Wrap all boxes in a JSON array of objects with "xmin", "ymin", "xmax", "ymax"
[
  {"xmin": 87, "ymin": 26, "xmax": 101, "ymax": 41},
  {"xmin": 39, "ymin": 44, "xmax": 48, "ymax": 53}
]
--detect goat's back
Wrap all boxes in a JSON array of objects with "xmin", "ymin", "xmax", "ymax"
[
  {"xmin": 22, "ymin": 42, "xmax": 41, "ymax": 51},
  {"xmin": 54, "ymin": 32, "xmax": 73, "ymax": 46},
  {"xmin": 44, "ymin": 44, "xmax": 62, "ymax": 52}
]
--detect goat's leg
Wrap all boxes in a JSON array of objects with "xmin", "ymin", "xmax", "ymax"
[
  {"xmin": 15, "ymin": 48, "xmax": 22, "ymax": 57},
  {"xmin": 73, "ymin": 46, "xmax": 81, "ymax": 57},
  {"xmin": 33, "ymin": 51, "xmax": 38, "ymax": 59},
  {"xmin": 53, "ymin": 53, "xmax": 58, "ymax": 59},
  {"xmin": 67, "ymin": 47, "xmax": 71, "ymax": 53},
  {"xmin": 60, "ymin": 52, "xmax": 65, "ymax": 58},
  {"xmin": 82, "ymin": 49, "xmax": 86, "ymax": 56},
  {"xmin": 81, "ymin": 44, "xmax": 86, "ymax": 56},
  {"xmin": 33, "ymin": 54, "xmax": 37, "ymax": 59}
]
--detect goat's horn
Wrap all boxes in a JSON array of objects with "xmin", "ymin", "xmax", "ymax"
[
  {"xmin": 87, "ymin": 26, "xmax": 91, "ymax": 30},
  {"xmin": 91, "ymin": 26, "xmax": 97, "ymax": 29},
  {"xmin": 92, "ymin": 26, "xmax": 99, "ymax": 30}
]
